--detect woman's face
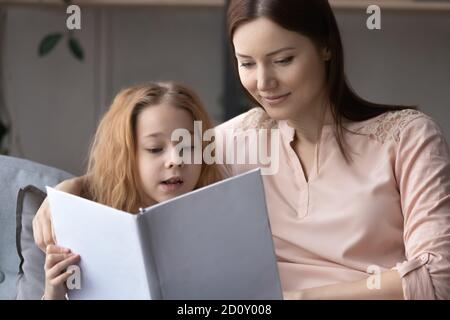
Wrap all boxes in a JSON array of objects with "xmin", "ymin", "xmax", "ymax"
[
  {"xmin": 135, "ymin": 103, "xmax": 202, "ymax": 206},
  {"xmin": 232, "ymin": 17, "xmax": 330, "ymax": 122}
]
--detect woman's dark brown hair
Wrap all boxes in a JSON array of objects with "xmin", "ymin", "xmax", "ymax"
[{"xmin": 227, "ymin": 0, "xmax": 416, "ymax": 161}]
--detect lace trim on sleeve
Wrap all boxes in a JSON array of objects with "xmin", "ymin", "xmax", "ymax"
[{"xmin": 353, "ymin": 109, "xmax": 425, "ymax": 144}]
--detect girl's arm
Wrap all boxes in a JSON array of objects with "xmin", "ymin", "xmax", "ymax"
[
  {"xmin": 284, "ymin": 269, "xmax": 403, "ymax": 300},
  {"xmin": 33, "ymin": 176, "xmax": 87, "ymax": 251}
]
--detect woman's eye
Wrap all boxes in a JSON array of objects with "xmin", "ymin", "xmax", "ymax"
[
  {"xmin": 275, "ymin": 56, "xmax": 294, "ymax": 65},
  {"xmin": 147, "ymin": 148, "xmax": 162, "ymax": 154},
  {"xmin": 240, "ymin": 61, "xmax": 255, "ymax": 68}
]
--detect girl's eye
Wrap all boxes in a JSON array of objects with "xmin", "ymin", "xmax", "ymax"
[
  {"xmin": 147, "ymin": 148, "xmax": 162, "ymax": 154},
  {"xmin": 180, "ymin": 146, "xmax": 195, "ymax": 154},
  {"xmin": 275, "ymin": 56, "xmax": 294, "ymax": 65}
]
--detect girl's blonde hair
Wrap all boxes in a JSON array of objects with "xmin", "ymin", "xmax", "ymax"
[{"xmin": 85, "ymin": 82, "xmax": 223, "ymax": 213}]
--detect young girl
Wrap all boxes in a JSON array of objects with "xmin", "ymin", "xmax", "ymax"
[{"xmin": 43, "ymin": 82, "xmax": 223, "ymax": 299}]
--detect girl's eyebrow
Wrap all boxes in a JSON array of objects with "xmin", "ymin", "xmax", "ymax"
[
  {"xmin": 145, "ymin": 130, "xmax": 195, "ymax": 138},
  {"xmin": 145, "ymin": 132, "xmax": 163, "ymax": 138},
  {"xmin": 236, "ymin": 47, "xmax": 295, "ymax": 58}
]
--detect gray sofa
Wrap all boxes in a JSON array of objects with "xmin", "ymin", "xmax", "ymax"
[{"xmin": 0, "ymin": 155, "xmax": 73, "ymax": 299}]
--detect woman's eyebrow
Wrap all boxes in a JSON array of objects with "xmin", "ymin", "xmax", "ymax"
[{"xmin": 236, "ymin": 47, "xmax": 295, "ymax": 58}]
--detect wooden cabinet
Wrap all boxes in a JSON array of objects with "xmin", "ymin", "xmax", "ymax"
[{"xmin": 1, "ymin": 0, "xmax": 450, "ymax": 11}]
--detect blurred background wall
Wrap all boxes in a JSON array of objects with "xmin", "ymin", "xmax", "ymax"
[{"xmin": 1, "ymin": 4, "xmax": 449, "ymax": 175}]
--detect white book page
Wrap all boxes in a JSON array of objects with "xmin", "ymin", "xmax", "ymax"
[{"xmin": 47, "ymin": 187, "xmax": 151, "ymax": 300}]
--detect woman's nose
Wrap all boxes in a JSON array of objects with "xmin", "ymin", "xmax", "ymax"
[{"xmin": 257, "ymin": 67, "xmax": 277, "ymax": 92}]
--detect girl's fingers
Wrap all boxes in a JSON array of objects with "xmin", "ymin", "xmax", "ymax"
[
  {"xmin": 45, "ymin": 253, "xmax": 73, "ymax": 270},
  {"xmin": 45, "ymin": 245, "xmax": 73, "ymax": 270},
  {"xmin": 49, "ymin": 269, "xmax": 76, "ymax": 288},
  {"xmin": 47, "ymin": 254, "xmax": 80, "ymax": 280}
]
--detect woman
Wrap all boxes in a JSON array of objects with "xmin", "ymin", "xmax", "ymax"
[{"xmin": 34, "ymin": 0, "xmax": 450, "ymax": 299}]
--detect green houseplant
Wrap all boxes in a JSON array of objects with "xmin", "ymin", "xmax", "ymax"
[
  {"xmin": 0, "ymin": 1, "xmax": 85, "ymax": 155},
  {"xmin": 38, "ymin": 0, "xmax": 84, "ymax": 61}
]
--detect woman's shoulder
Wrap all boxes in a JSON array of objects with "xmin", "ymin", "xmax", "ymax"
[
  {"xmin": 351, "ymin": 108, "xmax": 438, "ymax": 144},
  {"xmin": 215, "ymin": 107, "xmax": 278, "ymax": 133}
]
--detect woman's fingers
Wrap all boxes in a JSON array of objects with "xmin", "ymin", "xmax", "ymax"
[
  {"xmin": 34, "ymin": 177, "xmax": 85, "ymax": 252},
  {"xmin": 32, "ymin": 217, "xmax": 43, "ymax": 251},
  {"xmin": 42, "ymin": 214, "xmax": 56, "ymax": 249},
  {"xmin": 41, "ymin": 198, "xmax": 56, "ymax": 247},
  {"xmin": 33, "ymin": 198, "xmax": 55, "ymax": 251},
  {"xmin": 46, "ymin": 244, "xmax": 70, "ymax": 254}
]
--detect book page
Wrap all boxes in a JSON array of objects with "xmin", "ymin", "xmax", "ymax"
[{"xmin": 47, "ymin": 187, "xmax": 151, "ymax": 299}]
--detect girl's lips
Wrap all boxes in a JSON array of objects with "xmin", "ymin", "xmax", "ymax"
[
  {"xmin": 261, "ymin": 93, "xmax": 291, "ymax": 105},
  {"xmin": 160, "ymin": 181, "xmax": 183, "ymax": 192}
]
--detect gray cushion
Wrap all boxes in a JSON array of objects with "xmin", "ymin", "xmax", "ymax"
[
  {"xmin": 0, "ymin": 155, "xmax": 73, "ymax": 299},
  {"xmin": 15, "ymin": 186, "xmax": 47, "ymax": 300}
]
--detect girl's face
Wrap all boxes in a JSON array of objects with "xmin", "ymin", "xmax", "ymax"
[
  {"xmin": 232, "ymin": 17, "xmax": 330, "ymax": 122},
  {"xmin": 135, "ymin": 103, "xmax": 202, "ymax": 206}
]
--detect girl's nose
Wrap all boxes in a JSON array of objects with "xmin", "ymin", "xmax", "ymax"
[{"xmin": 165, "ymin": 149, "xmax": 184, "ymax": 169}]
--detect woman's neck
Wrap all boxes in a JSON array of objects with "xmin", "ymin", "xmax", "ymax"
[{"xmin": 287, "ymin": 98, "xmax": 333, "ymax": 145}]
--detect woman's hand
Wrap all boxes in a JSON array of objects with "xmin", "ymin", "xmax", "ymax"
[
  {"xmin": 283, "ymin": 290, "xmax": 307, "ymax": 300},
  {"xmin": 43, "ymin": 245, "xmax": 80, "ymax": 300},
  {"xmin": 33, "ymin": 176, "xmax": 85, "ymax": 251},
  {"xmin": 32, "ymin": 197, "xmax": 54, "ymax": 252},
  {"xmin": 282, "ymin": 269, "xmax": 404, "ymax": 300}
]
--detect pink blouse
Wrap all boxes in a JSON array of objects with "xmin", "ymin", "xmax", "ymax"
[{"xmin": 215, "ymin": 107, "xmax": 450, "ymax": 299}]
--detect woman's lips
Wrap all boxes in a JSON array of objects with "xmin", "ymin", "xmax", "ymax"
[{"xmin": 260, "ymin": 93, "xmax": 291, "ymax": 105}]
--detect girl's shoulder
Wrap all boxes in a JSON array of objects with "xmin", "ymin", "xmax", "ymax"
[
  {"xmin": 351, "ymin": 108, "xmax": 436, "ymax": 144},
  {"xmin": 215, "ymin": 107, "xmax": 278, "ymax": 133}
]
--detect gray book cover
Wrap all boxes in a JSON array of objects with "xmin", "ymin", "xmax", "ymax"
[{"xmin": 48, "ymin": 168, "xmax": 282, "ymax": 300}]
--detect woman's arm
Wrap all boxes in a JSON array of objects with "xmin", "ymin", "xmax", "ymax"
[
  {"xmin": 284, "ymin": 269, "xmax": 404, "ymax": 300},
  {"xmin": 393, "ymin": 116, "xmax": 450, "ymax": 299},
  {"xmin": 33, "ymin": 176, "xmax": 87, "ymax": 251}
]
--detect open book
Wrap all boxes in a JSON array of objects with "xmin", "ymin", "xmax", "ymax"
[{"xmin": 47, "ymin": 168, "xmax": 282, "ymax": 300}]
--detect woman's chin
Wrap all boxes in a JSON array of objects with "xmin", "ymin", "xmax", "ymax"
[{"xmin": 263, "ymin": 106, "xmax": 294, "ymax": 121}]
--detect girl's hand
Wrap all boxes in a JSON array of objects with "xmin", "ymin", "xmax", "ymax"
[{"xmin": 43, "ymin": 245, "xmax": 81, "ymax": 300}]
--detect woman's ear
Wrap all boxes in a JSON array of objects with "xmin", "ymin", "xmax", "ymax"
[{"xmin": 322, "ymin": 47, "xmax": 331, "ymax": 61}]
